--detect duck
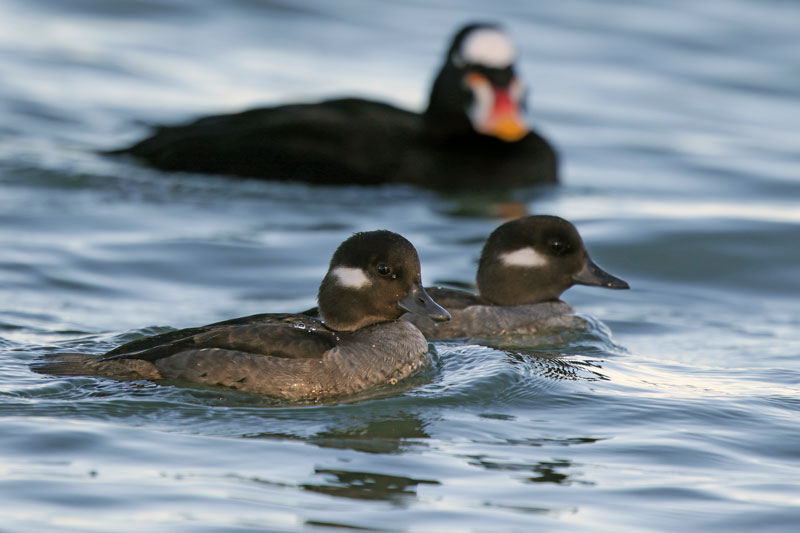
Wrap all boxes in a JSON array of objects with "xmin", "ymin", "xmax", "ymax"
[
  {"xmin": 109, "ymin": 23, "xmax": 557, "ymax": 190},
  {"xmin": 33, "ymin": 230, "xmax": 451, "ymax": 401},
  {"xmin": 403, "ymin": 215, "xmax": 630, "ymax": 339}
]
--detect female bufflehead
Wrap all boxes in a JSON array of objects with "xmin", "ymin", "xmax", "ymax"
[
  {"xmin": 404, "ymin": 216, "xmax": 629, "ymax": 339},
  {"xmin": 35, "ymin": 231, "xmax": 450, "ymax": 401},
  {"xmin": 111, "ymin": 23, "xmax": 556, "ymax": 190}
]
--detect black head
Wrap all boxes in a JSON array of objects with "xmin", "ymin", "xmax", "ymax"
[
  {"xmin": 425, "ymin": 23, "xmax": 528, "ymax": 142},
  {"xmin": 318, "ymin": 230, "xmax": 450, "ymax": 331},
  {"xmin": 477, "ymin": 216, "xmax": 629, "ymax": 306}
]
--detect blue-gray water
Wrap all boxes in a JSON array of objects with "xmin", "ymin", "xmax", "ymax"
[{"xmin": 1, "ymin": 0, "xmax": 799, "ymax": 531}]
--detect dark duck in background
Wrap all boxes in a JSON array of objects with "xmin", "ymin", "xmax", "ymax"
[{"xmin": 111, "ymin": 23, "xmax": 557, "ymax": 190}]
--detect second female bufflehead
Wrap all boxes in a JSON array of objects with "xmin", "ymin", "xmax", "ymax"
[{"xmin": 404, "ymin": 216, "xmax": 629, "ymax": 339}]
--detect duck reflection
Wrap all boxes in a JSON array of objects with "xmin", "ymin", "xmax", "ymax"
[
  {"xmin": 309, "ymin": 415, "xmax": 430, "ymax": 454},
  {"xmin": 257, "ymin": 412, "xmax": 440, "ymax": 502},
  {"xmin": 246, "ymin": 410, "xmax": 431, "ymax": 455},
  {"xmin": 469, "ymin": 456, "xmax": 594, "ymax": 486},
  {"xmin": 439, "ymin": 190, "xmax": 534, "ymax": 219},
  {"xmin": 302, "ymin": 468, "xmax": 440, "ymax": 503}
]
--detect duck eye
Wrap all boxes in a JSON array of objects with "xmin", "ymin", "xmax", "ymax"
[
  {"xmin": 376, "ymin": 264, "xmax": 393, "ymax": 277},
  {"xmin": 548, "ymin": 238, "xmax": 569, "ymax": 255}
]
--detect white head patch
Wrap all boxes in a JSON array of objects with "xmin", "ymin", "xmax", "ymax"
[
  {"xmin": 332, "ymin": 266, "xmax": 371, "ymax": 289},
  {"xmin": 466, "ymin": 75, "xmax": 493, "ymax": 130},
  {"xmin": 500, "ymin": 247, "xmax": 548, "ymax": 268},
  {"xmin": 458, "ymin": 28, "xmax": 515, "ymax": 68}
]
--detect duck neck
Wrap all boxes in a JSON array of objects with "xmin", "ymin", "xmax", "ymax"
[
  {"xmin": 424, "ymin": 67, "xmax": 474, "ymax": 140},
  {"xmin": 478, "ymin": 266, "xmax": 566, "ymax": 306}
]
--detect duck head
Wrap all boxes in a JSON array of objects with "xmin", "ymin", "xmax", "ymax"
[
  {"xmin": 318, "ymin": 230, "xmax": 451, "ymax": 331},
  {"xmin": 426, "ymin": 23, "xmax": 529, "ymax": 142},
  {"xmin": 477, "ymin": 215, "xmax": 630, "ymax": 306}
]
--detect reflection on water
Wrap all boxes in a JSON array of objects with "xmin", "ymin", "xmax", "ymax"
[
  {"xmin": 310, "ymin": 416, "xmax": 430, "ymax": 454},
  {"xmin": 303, "ymin": 468, "xmax": 440, "ymax": 503},
  {"xmin": 248, "ymin": 413, "xmax": 430, "ymax": 454},
  {"xmin": 505, "ymin": 437, "xmax": 602, "ymax": 449},
  {"xmin": 468, "ymin": 456, "xmax": 593, "ymax": 486}
]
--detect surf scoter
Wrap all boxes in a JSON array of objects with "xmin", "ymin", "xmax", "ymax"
[{"xmin": 111, "ymin": 23, "xmax": 557, "ymax": 190}]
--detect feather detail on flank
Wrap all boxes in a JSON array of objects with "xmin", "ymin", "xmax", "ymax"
[
  {"xmin": 500, "ymin": 247, "xmax": 548, "ymax": 268},
  {"xmin": 332, "ymin": 266, "xmax": 371, "ymax": 289},
  {"xmin": 458, "ymin": 28, "xmax": 515, "ymax": 68}
]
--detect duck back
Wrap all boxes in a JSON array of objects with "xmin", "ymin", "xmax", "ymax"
[{"xmin": 117, "ymin": 98, "xmax": 418, "ymax": 185}]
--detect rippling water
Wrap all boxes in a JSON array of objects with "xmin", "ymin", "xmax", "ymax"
[{"xmin": 1, "ymin": 0, "xmax": 799, "ymax": 531}]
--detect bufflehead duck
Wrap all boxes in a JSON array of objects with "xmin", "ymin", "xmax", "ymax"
[
  {"xmin": 110, "ymin": 23, "xmax": 557, "ymax": 190},
  {"xmin": 404, "ymin": 215, "xmax": 629, "ymax": 339},
  {"xmin": 34, "ymin": 231, "xmax": 450, "ymax": 401}
]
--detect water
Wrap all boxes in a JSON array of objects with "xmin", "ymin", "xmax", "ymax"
[{"xmin": 1, "ymin": 0, "xmax": 799, "ymax": 530}]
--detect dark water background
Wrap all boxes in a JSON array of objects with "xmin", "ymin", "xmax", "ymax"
[{"xmin": 1, "ymin": 0, "xmax": 799, "ymax": 531}]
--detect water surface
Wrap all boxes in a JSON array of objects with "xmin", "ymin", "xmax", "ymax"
[{"xmin": 1, "ymin": 0, "xmax": 799, "ymax": 531}]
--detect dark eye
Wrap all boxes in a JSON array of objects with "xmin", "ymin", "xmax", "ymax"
[
  {"xmin": 376, "ymin": 264, "xmax": 392, "ymax": 277},
  {"xmin": 548, "ymin": 238, "xmax": 570, "ymax": 256}
]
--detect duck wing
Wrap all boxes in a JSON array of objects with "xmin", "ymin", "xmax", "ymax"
[{"xmin": 104, "ymin": 314, "xmax": 335, "ymax": 361}]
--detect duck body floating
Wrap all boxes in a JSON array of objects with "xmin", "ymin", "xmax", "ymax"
[
  {"xmin": 35, "ymin": 231, "xmax": 450, "ymax": 402},
  {"xmin": 112, "ymin": 24, "xmax": 557, "ymax": 190},
  {"xmin": 404, "ymin": 216, "xmax": 630, "ymax": 339}
]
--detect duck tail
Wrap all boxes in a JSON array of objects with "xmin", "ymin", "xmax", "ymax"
[
  {"xmin": 32, "ymin": 353, "xmax": 100, "ymax": 376},
  {"xmin": 32, "ymin": 353, "xmax": 161, "ymax": 380}
]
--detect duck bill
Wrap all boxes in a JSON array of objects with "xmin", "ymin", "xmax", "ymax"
[
  {"xmin": 466, "ymin": 73, "xmax": 528, "ymax": 142},
  {"xmin": 483, "ymin": 88, "xmax": 528, "ymax": 142},
  {"xmin": 572, "ymin": 258, "xmax": 630, "ymax": 290},
  {"xmin": 398, "ymin": 284, "xmax": 451, "ymax": 322}
]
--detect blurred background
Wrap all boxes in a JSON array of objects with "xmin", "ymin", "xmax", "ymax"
[{"xmin": 1, "ymin": 1, "xmax": 798, "ymax": 531}]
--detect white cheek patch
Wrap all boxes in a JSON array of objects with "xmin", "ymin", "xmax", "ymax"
[
  {"xmin": 500, "ymin": 247, "xmax": 548, "ymax": 268},
  {"xmin": 459, "ymin": 28, "xmax": 515, "ymax": 68},
  {"xmin": 332, "ymin": 266, "xmax": 371, "ymax": 289}
]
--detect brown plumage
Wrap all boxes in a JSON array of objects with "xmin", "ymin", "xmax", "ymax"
[{"xmin": 34, "ymin": 231, "xmax": 450, "ymax": 401}]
